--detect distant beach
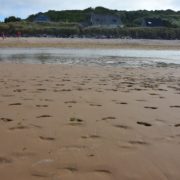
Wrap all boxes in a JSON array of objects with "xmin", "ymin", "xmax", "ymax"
[{"xmin": 1, "ymin": 37, "xmax": 180, "ymax": 49}]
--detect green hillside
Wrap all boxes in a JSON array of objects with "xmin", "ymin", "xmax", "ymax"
[
  {"xmin": 26, "ymin": 7, "xmax": 180, "ymax": 28},
  {"xmin": 1, "ymin": 7, "xmax": 180, "ymax": 39}
]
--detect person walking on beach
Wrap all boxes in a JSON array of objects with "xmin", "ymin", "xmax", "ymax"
[
  {"xmin": 17, "ymin": 31, "xmax": 21, "ymax": 38},
  {"xmin": 1, "ymin": 32, "xmax": 5, "ymax": 40}
]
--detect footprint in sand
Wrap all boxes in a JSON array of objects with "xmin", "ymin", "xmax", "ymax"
[
  {"xmin": 62, "ymin": 79, "xmax": 71, "ymax": 82},
  {"xmin": 70, "ymin": 117, "xmax": 83, "ymax": 122},
  {"xmin": 37, "ymin": 89, "xmax": 47, "ymax": 91},
  {"xmin": 0, "ymin": 156, "xmax": 13, "ymax": 164},
  {"xmin": 155, "ymin": 119, "xmax": 166, "ymax": 123},
  {"xmin": 58, "ymin": 166, "xmax": 78, "ymax": 174},
  {"xmin": 133, "ymin": 88, "xmax": 143, "ymax": 91},
  {"xmin": 119, "ymin": 102, "xmax": 128, "ymax": 105},
  {"xmin": 170, "ymin": 105, "xmax": 180, "ymax": 108},
  {"xmin": 0, "ymin": 117, "xmax": 13, "ymax": 122},
  {"xmin": 12, "ymin": 151, "xmax": 36, "ymax": 158},
  {"xmin": 30, "ymin": 124, "xmax": 42, "ymax": 129},
  {"xmin": 2, "ymin": 94, "xmax": 14, "ymax": 97},
  {"xmin": 64, "ymin": 101, "xmax": 77, "ymax": 104},
  {"xmin": 34, "ymin": 83, "xmax": 43, "ymax": 86},
  {"xmin": 88, "ymin": 154, "xmax": 95, "ymax": 157},
  {"xmin": 112, "ymin": 100, "xmax": 128, "ymax": 105},
  {"xmin": 81, "ymin": 134, "xmax": 101, "ymax": 139},
  {"xmin": 68, "ymin": 122, "xmax": 83, "ymax": 126},
  {"xmin": 144, "ymin": 106, "xmax": 158, "ymax": 110},
  {"xmin": 36, "ymin": 105, "xmax": 48, "ymax": 107},
  {"xmin": 89, "ymin": 135, "xmax": 101, "ymax": 138},
  {"xmin": 136, "ymin": 99, "xmax": 147, "ymax": 102},
  {"xmin": 89, "ymin": 103, "xmax": 102, "ymax": 107},
  {"xmin": 9, "ymin": 125, "xmax": 29, "ymax": 130},
  {"xmin": 31, "ymin": 170, "xmax": 53, "ymax": 178},
  {"xmin": 40, "ymin": 99, "xmax": 53, "ymax": 102},
  {"xmin": 98, "ymin": 83, "xmax": 107, "ymax": 86},
  {"xmin": 158, "ymin": 88, "xmax": 168, "ymax": 91},
  {"xmin": 149, "ymin": 93, "xmax": 159, "ymax": 96},
  {"xmin": 37, "ymin": 115, "xmax": 52, "ymax": 118},
  {"xmin": 102, "ymin": 117, "xmax": 116, "ymax": 121},
  {"xmin": 94, "ymin": 169, "xmax": 112, "ymax": 175},
  {"xmin": 76, "ymin": 87, "xmax": 84, "ymax": 91},
  {"xmin": 55, "ymin": 167, "xmax": 112, "ymax": 179},
  {"xmin": 9, "ymin": 103, "xmax": 22, "ymax": 106},
  {"xmin": 106, "ymin": 88, "xmax": 118, "ymax": 92},
  {"xmin": 13, "ymin": 89, "xmax": 26, "ymax": 92},
  {"xmin": 95, "ymin": 89, "xmax": 103, "ymax": 92},
  {"xmin": 54, "ymin": 166, "xmax": 78, "ymax": 179},
  {"xmin": 39, "ymin": 136, "xmax": 55, "ymax": 141},
  {"xmin": 137, "ymin": 121, "xmax": 152, "ymax": 127},
  {"xmin": 113, "ymin": 124, "xmax": 131, "ymax": 129},
  {"xmin": 128, "ymin": 140, "xmax": 149, "ymax": 145},
  {"xmin": 69, "ymin": 117, "xmax": 84, "ymax": 126},
  {"xmin": 154, "ymin": 119, "xmax": 167, "ymax": 126},
  {"xmin": 174, "ymin": 124, "xmax": 180, "ymax": 127},
  {"xmin": 56, "ymin": 83, "xmax": 65, "ymax": 86},
  {"xmin": 23, "ymin": 98, "xmax": 33, "ymax": 101},
  {"xmin": 53, "ymin": 89, "xmax": 62, "ymax": 92},
  {"xmin": 60, "ymin": 89, "xmax": 72, "ymax": 92},
  {"xmin": 59, "ymin": 145, "xmax": 87, "ymax": 151}
]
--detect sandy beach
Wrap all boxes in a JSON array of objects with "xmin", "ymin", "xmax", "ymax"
[
  {"xmin": 0, "ymin": 61, "xmax": 180, "ymax": 180},
  {"xmin": 1, "ymin": 37, "xmax": 180, "ymax": 49}
]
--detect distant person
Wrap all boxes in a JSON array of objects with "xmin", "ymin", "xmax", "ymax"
[
  {"xmin": 1, "ymin": 32, "xmax": 5, "ymax": 40},
  {"xmin": 17, "ymin": 31, "xmax": 21, "ymax": 38}
]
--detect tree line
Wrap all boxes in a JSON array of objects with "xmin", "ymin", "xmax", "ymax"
[{"xmin": 1, "ymin": 22, "xmax": 180, "ymax": 40}]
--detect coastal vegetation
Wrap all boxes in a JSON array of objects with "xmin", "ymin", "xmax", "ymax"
[
  {"xmin": 1, "ymin": 7, "xmax": 180, "ymax": 39},
  {"xmin": 26, "ymin": 7, "xmax": 180, "ymax": 28}
]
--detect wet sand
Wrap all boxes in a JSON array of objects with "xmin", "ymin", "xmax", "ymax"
[
  {"xmin": 0, "ymin": 63, "xmax": 180, "ymax": 180},
  {"xmin": 1, "ymin": 37, "xmax": 180, "ymax": 49}
]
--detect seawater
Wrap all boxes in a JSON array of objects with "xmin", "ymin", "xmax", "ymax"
[{"xmin": 0, "ymin": 48, "xmax": 180, "ymax": 67}]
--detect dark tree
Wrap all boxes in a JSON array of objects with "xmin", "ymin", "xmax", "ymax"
[{"xmin": 4, "ymin": 16, "xmax": 21, "ymax": 23}]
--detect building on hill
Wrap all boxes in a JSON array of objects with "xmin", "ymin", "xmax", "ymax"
[
  {"xmin": 34, "ymin": 14, "xmax": 50, "ymax": 23},
  {"xmin": 142, "ymin": 18, "xmax": 165, "ymax": 27},
  {"xmin": 90, "ymin": 13, "xmax": 123, "ymax": 28}
]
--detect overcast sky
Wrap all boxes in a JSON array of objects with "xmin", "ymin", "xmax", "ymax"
[{"xmin": 0, "ymin": 0, "xmax": 180, "ymax": 21}]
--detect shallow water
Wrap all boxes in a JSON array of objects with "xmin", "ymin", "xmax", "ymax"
[{"xmin": 0, "ymin": 48, "xmax": 180, "ymax": 67}]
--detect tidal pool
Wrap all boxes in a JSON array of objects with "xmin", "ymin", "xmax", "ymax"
[{"xmin": 0, "ymin": 48, "xmax": 180, "ymax": 67}]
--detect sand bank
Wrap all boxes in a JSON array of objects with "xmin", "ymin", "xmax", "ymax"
[
  {"xmin": 0, "ymin": 63, "xmax": 180, "ymax": 179},
  {"xmin": 0, "ymin": 37, "xmax": 180, "ymax": 49}
]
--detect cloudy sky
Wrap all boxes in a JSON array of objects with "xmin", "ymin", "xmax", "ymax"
[{"xmin": 0, "ymin": 0, "xmax": 180, "ymax": 21}]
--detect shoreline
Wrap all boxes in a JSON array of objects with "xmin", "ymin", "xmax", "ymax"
[{"xmin": 0, "ymin": 37, "xmax": 180, "ymax": 50}]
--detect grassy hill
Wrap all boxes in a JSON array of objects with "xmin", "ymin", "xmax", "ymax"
[
  {"xmin": 26, "ymin": 7, "xmax": 180, "ymax": 28},
  {"xmin": 1, "ymin": 7, "xmax": 180, "ymax": 39}
]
